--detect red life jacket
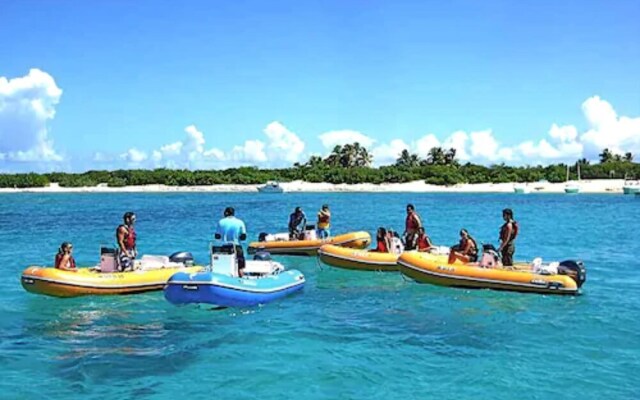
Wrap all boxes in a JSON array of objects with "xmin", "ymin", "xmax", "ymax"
[
  {"xmin": 500, "ymin": 220, "xmax": 518, "ymax": 244},
  {"xmin": 417, "ymin": 235, "xmax": 430, "ymax": 250},
  {"xmin": 405, "ymin": 213, "xmax": 421, "ymax": 231},
  {"xmin": 376, "ymin": 238, "xmax": 388, "ymax": 252},
  {"xmin": 55, "ymin": 253, "xmax": 76, "ymax": 269},
  {"xmin": 118, "ymin": 225, "xmax": 137, "ymax": 250}
]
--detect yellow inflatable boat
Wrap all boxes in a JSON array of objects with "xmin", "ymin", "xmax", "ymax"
[
  {"xmin": 248, "ymin": 231, "xmax": 371, "ymax": 256},
  {"xmin": 21, "ymin": 252, "xmax": 204, "ymax": 297},
  {"xmin": 318, "ymin": 244, "xmax": 400, "ymax": 271},
  {"xmin": 397, "ymin": 251, "xmax": 586, "ymax": 295}
]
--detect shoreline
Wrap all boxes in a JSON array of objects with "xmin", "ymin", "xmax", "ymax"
[{"xmin": 0, "ymin": 179, "xmax": 630, "ymax": 194}]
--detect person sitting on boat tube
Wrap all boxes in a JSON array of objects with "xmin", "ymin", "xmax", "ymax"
[
  {"xmin": 116, "ymin": 212, "xmax": 137, "ymax": 272},
  {"xmin": 498, "ymin": 208, "xmax": 518, "ymax": 267},
  {"xmin": 55, "ymin": 242, "xmax": 77, "ymax": 271},
  {"xmin": 402, "ymin": 204, "xmax": 423, "ymax": 250},
  {"xmin": 215, "ymin": 206, "xmax": 247, "ymax": 276},
  {"xmin": 448, "ymin": 229, "xmax": 478, "ymax": 264},
  {"xmin": 370, "ymin": 227, "xmax": 390, "ymax": 252},
  {"xmin": 415, "ymin": 227, "xmax": 434, "ymax": 252},
  {"xmin": 288, "ymin": 207, "xmax": 307, "ymax": 240},
  {"xmin": 316, "ymin": 204, "xmax": 331, "ymax": 239}
]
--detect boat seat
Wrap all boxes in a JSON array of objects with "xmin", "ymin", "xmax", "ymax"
[{"xmin": 243, "ymin": 261, "xmax": 279, "ymax": 276}]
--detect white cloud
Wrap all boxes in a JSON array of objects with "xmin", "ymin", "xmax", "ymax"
[
  {"xmin": 415, "ymin": 134, "xmax": 441, "ymax": 157},
  {"xmin": 263, "ymin": 121, "xmax": 305, "ymax": 163},
  {"xmin": 149, "ymin": 125, "xmax": 224, "ymax": 168},
  {"xmin": 318, "ymin": 130, "xmax": 375, "ymax": 149},
  {"xmin": 0, "ymin": 68, "xmax": 63, "ymax": 163},
  {"xmin": 442, "ymin": 131, "xmax": 470, "ymax": 160},
  {"xmin": 121, "ymin": 148, "xmax": 148, "ymax": 164},
  {"xmin": 231, "ymin": 140, "xmax": 267, "ymax": 163},
  {"xmin": 580, "ymin": 96, "xmax": 640, "ymax": 157},
  {"xmin": 469, "ymin": 130, "xmax": 502, "ymax": 161},
  {"xmin": 371, "ymin": 139, "xmax": 410, "ymax": 165}
]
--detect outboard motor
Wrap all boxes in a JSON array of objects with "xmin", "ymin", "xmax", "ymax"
[
  {"xmin": 253, "ymin": 251, "xmax": 272, "ymax": 261},
  {"xmin": 558, "ymin": 260, "xmax": 587, "ymax": 288},
  {"xmin": 169, "ymin": 251, "xmax": 194, "ymax": 266}
]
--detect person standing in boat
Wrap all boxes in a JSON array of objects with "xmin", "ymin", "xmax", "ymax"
[
  {"xmin": 316, "ymin": 204, "xmax": 331, "ymax": 239},
  {"xmin": 116, "ymin": 212, "xmax": 137, "ymax": 272},
  {"xmin": 448, "ymin": 229, "xmax": 478, "ymax": 264},
  {"xmin": 216, "ymin": 207, "xmax": 247, "ymax": 276},
  {"xmin": 288, "ymin": 207, "xmax": 307, "ymax": 240},
  {"xmin": 403, "ymin": 204, "xmax": 423, "ymax": 250},
  {"xmin": 55, "ymin": 242, "xmax": 77, "ymax": 271},
  {"xmin": 498, "ymin": 208, "xmax": 518, "ymax": 266}
]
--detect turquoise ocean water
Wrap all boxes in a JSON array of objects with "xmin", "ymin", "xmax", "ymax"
[{"xmin": 0, "ymin": 192, "xmax": 638, "ymax": 399}]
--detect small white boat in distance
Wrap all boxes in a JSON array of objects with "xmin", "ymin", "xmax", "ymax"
[
  {"xmin": 513, "ymin": 183, "xmax": 531, "ymax": 194},
  {"xmin": 623, "ymin": 180, "xmax": 640, "ymax": 195},
  {"xmin": 258, "ymin": 181, "xmax": 284, "ymax": 193}
]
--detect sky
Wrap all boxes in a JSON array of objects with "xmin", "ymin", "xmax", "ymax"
[{"xmin": 1, "ymin": 0, "xmax": 639, "ymax": 172}]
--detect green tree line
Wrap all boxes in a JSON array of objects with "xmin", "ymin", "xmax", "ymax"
[{"xmin": 1, "ymin": 144, "xmax": 638, "ymax": 188}]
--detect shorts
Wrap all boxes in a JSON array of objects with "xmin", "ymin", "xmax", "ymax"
[
  {"xmin": 501, "ymin": 244, "xmax": 515, "ymax": 266},
  {"xmin": 317, "ymin": 228, "xmax": 330, "ymax": 239}
]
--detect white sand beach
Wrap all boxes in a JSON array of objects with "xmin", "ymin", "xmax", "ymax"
[{"xmin": 0, "ymin": 179, "xmax": 629, "ymax": 194}]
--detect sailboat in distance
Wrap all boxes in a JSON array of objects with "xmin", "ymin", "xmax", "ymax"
[{"xmin": 564, "ymin": 164, "xmax": 581, "ymax": 194}]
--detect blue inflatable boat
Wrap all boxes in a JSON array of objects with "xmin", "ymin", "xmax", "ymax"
[{"xmin": 164, "ymin": 245, "xmax": 305, "ymax": 307}]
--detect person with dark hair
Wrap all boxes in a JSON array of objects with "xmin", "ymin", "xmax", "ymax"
[
  {"xmin": 498, "ymin": 208, "xmax": 518, "ymax": 266},
  {"xmin": 402, "ymin": 204, "xmax": 422, "ymax": 250},
  {"xmin": 370, "ymin": 227, "xmax": 390, "ymax": 252},
  {"xmin": 55, "ymin": 242, "xmax": 77, "ymax": 271},
  {"xmin": 448, "ymin": 229, "xmax": 478, "ymax": 264},
  {"xmin": 288, "ymin": 207, "xmax": 307, "ymax": 240},
  {"xmin": 316, "ymin": 204, "xmax": 331, "ymax": 239},
  {"xmin": 116, "ymin": 212, "xmax": 137, "ymax": 271},
  {"xmin": 415, "ymin": 227, "xmax": 433, "ymax": 252},
  {"xmin": 215, "ymin": 206, "xmax": 247, "ymax": 276}
]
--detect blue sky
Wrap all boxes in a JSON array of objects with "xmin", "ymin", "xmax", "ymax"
[{"xmin": 1, "ymin": 0, "xmax": 639, "ymax": 172}]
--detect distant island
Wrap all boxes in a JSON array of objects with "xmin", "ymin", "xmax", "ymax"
[{"xmin": 1, "ymin": 144, "xmax": 637, "ymax": 189}]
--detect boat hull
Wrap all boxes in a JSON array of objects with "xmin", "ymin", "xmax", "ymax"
[
  {"xmin": 248, "ymin": 231, "xmax": 371, "ymax": 256},
  {"xmin": 21, "ymin": 266, "xmax": 204, "ymax": 298},
  {"xmin": 164, "ymin": 270, "xmax": 305, "ymax": 307},
  {"xmin": 397, "ymin": 252, "xmax": 580, "ymax": 295},
  {"xmin": 318, "ymin": 244, "xmax": 399, "ymax": 271}
]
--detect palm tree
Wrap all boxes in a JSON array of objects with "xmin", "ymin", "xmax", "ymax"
[
  {"xmin": 324, "ymin": 145, "xmax": 342, "ymax": 167},
  {"xmin": 426, "ymin": 147, "xmax": 446, "ymax": 165},
  {"xmin": 396, "ymin": 149, "xmax": 420, "ymax": 167},
  {"xmin": 576, "ymin": 158, "xmax": 590, "ymax": 166},
  {"xmin": 355, "ymin": 143, "xmax": 373, "ymax": 167},
  {"xmin": 305, "ymin": 155, "xmax": 324, "ymax": 167},
  {"xmin": 624, "ymin": 152, "xmax": 634, "ymax": 162},
  {"xmin": 444, "ymin": 148, "xmax": 457, "ymax": 165},
  {"xmin": 599, "ymin": 148, "xmax": 613, "ymax": 163}
]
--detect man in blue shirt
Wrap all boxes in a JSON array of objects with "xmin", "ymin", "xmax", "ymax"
[
  {"xmin": 216, "ymin": 207, "xmax": 247, "ymax": 244},
  {"xmin": 215, "ymin": 207, "xmax": 247, "ymax": 275}
]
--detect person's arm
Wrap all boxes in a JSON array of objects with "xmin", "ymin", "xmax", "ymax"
[
  {"xmin": 239, "ymin": 221, "xmax": 247, "ymax": 241},
  {"xmin": 117, "ymin": 226, "xmax": 127, "ymax": 254},
  {"xmin": 414, "ymin": 214, "xmax": 423, "ymax": 229},
  {"xmin": 302, "ymin": 213, "xmax": 307, "ymax": 228}
]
